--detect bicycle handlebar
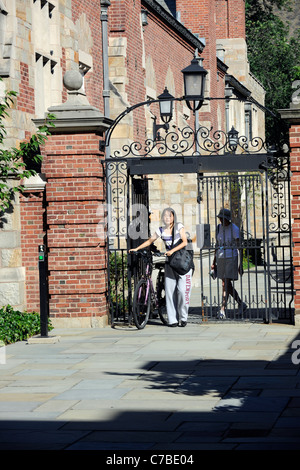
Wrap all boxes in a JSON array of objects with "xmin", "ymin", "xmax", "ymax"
[{"xmin": 129, "ymin": 249, "xmax": 166, "ymax": 257}]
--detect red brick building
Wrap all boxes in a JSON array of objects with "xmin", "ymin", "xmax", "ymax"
[{"xmin": 0, "ymin": 0, "xmax": 266, "ymax": 327}]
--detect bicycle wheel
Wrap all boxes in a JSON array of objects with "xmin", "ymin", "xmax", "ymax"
[
  {"xmin": 133, "ymin": 279, "xmax": 151, "ymax": 329},
  {"xmin": 157, "ymin": 277, "xmax": 168, "ymax": 325}
]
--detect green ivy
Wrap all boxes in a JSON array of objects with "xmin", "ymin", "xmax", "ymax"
[
  {"xmin": 109, "ymin": 251, "xmax": 129, "ymax": 313},
  {"xmin": 0, "ymin": 305, "xmax": 53, "ymax": 344}
]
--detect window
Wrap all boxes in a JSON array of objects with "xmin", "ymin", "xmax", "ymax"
[
  {"xmin": 35, "ymin": 53, "xmax": 57, "ymax": 116},
  {"xmin": 32, "ymin": 0, "xmax": 58, "ymax": 116},
  {"xmin": 33, "ymin": 0, "xmax": 55, "ymax": 19},
  {"xmin": 0, "ymin": 2, "xmax": 11, "ymax": 77},
  {"xmin": 244, "ymin": 103, "xmax": 252, "ymax": 141}
]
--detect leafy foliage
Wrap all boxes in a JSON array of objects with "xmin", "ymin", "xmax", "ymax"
[
  {"xmin": 109, "ymin": 251, "xmax": 129, "ymax": 314},
  {"xmin": 0, "ymin": 79, "xmax": 55, "ymax": 211},
  {"xmin": 0, "ymin": 305, "xmax": 53, "ymax": 344},
  {"xmin": 245, "ymin": 0, "xmax": 300, "ymax": 146},
  {"xmin": 245, "ymin": 0, "xmax": 293, "ymax": 19}
]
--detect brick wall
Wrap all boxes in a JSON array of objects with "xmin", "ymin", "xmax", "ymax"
[
  {"xmin": 143, "ymin": 10, "xmax": 194, "ymax": 95},
  {"xmin": 216, "ymin": 0, "xmax": 229, "ymax": 38},
  {"xmin": 176, "ymin": 0, "xmax": 216, "ymax": 75},
  {"xmin": 40, "ymin": 132, "xmax": 108, "ymax": 326},
  {"xmin": 175, "ymin": 0, "xmax": 226, "ymax": 129},
  {"xmin": 17, "ymin": 62, "xmax": 35, "ymax": 114},
  {"xmin": 108, "ymin": 0, "xmax": 147, "ymax": 139},
  {"xmin": 216, "ymin": 0, "xmax": 245, "ymax": 39},
  {"xmin": 71, "ymin": 0, "xmax": 103, "ymax": 111},
  {"xmin": 110, "ymin": 0, "xmax": 126, "ymax": 32},
  {"xmin": 227, "ymin": 0, "xmax": 245, "ymax": 39}
]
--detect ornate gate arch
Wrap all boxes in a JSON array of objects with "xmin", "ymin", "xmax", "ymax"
[{"xmin": 102, "ymin": 107, "xmax": 294, "ymax": 326}]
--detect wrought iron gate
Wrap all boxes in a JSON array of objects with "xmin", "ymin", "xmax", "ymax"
[
  {"xmin": 105, "ymin": 159, "xmax": 294, "ymax": 325},
  {"xmin": 105, "ymin": 161, "xmax": 151, "ymax": 325},
  {"xmin": 103, "ymin": 122, "xmax": 294, "ymax": 325},
  {"xmin": 194, "ymin": 169, "xmax": 293, "ymax": 323}
]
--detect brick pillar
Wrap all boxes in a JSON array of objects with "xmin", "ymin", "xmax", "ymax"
[
  {"xmin": 279, "ymin": 100, "xmax": 300, "ymax": 326},
  {"xmin": 33, "ymin": 71, "xmax": 112, "ymax": 328}
]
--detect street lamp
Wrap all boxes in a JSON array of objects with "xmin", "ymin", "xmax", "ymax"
[
  {"xmin": 158, "ymin": 87, "xmax": 174, "ymax": 123},
  {"xmin": 104, "ymin": 53, "xmax": 212, "ymax": 146},
  {"xmin": 153, "ymin": 87, "xmax": 174, "ymax": 139},
  {"xmin": 182, "ymin": 56, "xmax": 208, "ymax": 112},
  {"xmin": 227, "ymin": 126, "xmax": 239, "ymax": 153}
]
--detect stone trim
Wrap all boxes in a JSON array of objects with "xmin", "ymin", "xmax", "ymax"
[{"xmin": 278, "ymin": 107, "xmax": 300, "ymax": 124}]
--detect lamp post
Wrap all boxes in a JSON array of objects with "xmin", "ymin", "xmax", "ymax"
[
  {"xmin": 181, "ymin": 54, "xmax": 208, "ymax": 313},
  {"xmin": 153, "ymin": 87, "xmax": 174, "ymax": 139},
  {"xmin": 153, "ymin": 55, "xmax": 208, "ymax": 140},
  {"xmin": 104, "ymin": 51, "xmax": 209, "ymax": 148},
  {"xmin": 228, "ymin": 126, "xmax": 239, "ymax": 153},
  {"xmin": 182, "ymin": 56, "xmax": 208, "ymax": 113},
  {"xmin": 158, "ymin": 87, "xmax": 174, "ymax": 123}
]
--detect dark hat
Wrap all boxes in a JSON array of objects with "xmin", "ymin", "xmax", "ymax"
[{"xmin": 217, "ymin": 208, "xmax": 231, "ymax": 221}]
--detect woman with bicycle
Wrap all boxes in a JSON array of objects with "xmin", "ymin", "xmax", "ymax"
[{"xmin": 129, "ymin": 207, "xmax": 192, "ymax": 327}]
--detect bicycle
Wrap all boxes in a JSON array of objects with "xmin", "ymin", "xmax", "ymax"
[{"xmin": 130, "ymin": 250, "xmax": 168, "ymax": 329}]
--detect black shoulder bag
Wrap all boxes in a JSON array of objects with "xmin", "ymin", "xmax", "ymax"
[{"xmin": 169, "ymin": 225, "xmax": 194, "ymax": 275}]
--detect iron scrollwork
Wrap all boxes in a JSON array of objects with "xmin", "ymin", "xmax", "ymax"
[
  {"xmin": 108, "ymin": 124, "xmax": 269, "ymax": 159},
  {"xmin": 267, "ymin": 154, "xmax": 291, "ymax": 233},
  {"xmin": 105, "ymin": 160, "xmax": 128, "ymax": 241}
]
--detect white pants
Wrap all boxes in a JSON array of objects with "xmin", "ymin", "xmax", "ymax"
[{"xmin": 165, "ymin": 263, "xmax": 192, "ymax": 324}]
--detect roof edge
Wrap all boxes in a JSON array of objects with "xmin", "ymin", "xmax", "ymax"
[{"xmin": 142, "ymin": 0, "xmax": 205, "ymax": 52}]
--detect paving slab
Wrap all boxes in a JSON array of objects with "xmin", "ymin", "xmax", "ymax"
[{"xmin": 0, "ymin": 322, "xmax": 300, "ymax": 451}]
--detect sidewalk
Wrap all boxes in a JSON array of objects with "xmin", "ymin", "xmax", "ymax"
[{"xmin": 1, "ymin": 320, "xmax": 300, "ymax": 450}]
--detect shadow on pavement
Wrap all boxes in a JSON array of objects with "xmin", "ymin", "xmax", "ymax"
[{"xmin": 0, "ymin": 329, "xmax": 300, "ymax": 451}]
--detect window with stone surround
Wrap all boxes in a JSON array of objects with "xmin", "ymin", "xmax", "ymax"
[
  {"xmin": 32, "ymin": 0, "xmax": 58, "ymax": 116},
  {"xmin": 244, "ymin": 102, "xmax": 253, "ymax": 141},
  {"xmin": 33, "ymin": 0, "xmax": 55, "ymax": 19},
  {"xmin": 0, "ymin": 1, "xmax": 11, "ymax": 77}
]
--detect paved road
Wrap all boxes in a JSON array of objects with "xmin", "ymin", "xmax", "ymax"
[{"xmin": 0, "ymin": 321, "xmax": 300, "ymax": 451}]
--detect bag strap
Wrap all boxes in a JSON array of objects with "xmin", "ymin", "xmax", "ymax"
[
  {"xmin": 171, "ymin": 223, "xmax": 179, "ymax": 248},
  {"xmin": 171, "ymin": 224, "xmax": 184, "ymax": 250}
]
